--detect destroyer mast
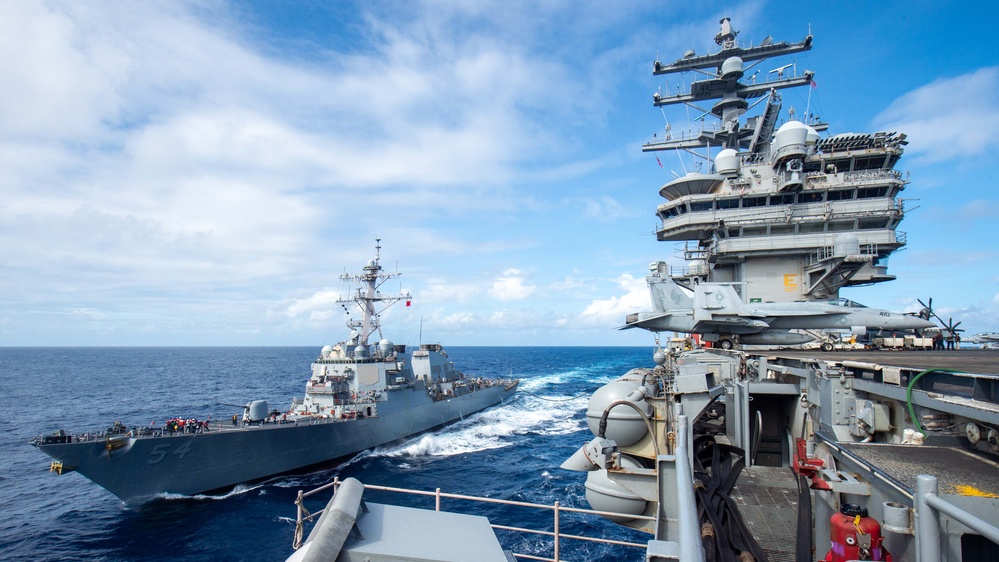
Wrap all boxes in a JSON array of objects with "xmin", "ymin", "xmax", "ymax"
[{"xmin": 337, "ymin": 238, "xmax": 412, "ymax": 347}]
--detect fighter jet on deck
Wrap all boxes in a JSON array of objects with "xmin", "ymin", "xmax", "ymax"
[
  {"xmin": 622, "ymin": 262, "xmax": 935, "ymax": 349},
  {"xmin": 964, "ymin": 332, "xmax": 999, "ymax": 347}
]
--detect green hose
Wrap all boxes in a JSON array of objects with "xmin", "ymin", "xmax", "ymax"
[{"xmin": 906, "ymin": 368, "xmax": 960, "ymax": 436}]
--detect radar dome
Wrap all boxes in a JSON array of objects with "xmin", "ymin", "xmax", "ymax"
[
  {"xmin": 321, "ymin": 345, "xmax": 333, "ymax": 359},
  {"xmin": 714, "ymin": 148, "xmax": 740, "ymax": 177},
  {"xmin": 833, "ymin": 234, "xmax": 861, "ymax": 257},
  {"xmin": 378, "ymin": 339, "xmax": 394, "ymax": 356},
  {"xmin": 772, "ymin": 121, "xmax": 810, "ymax": 162},
  {"xmin": 720, "ymin": 56, "xmax": 744, "ymax": 80},
  {"xmin": 354, "ymin": 345, "xmax": 368, "ymax": 359},
  {"xmin": 805, "ymin": 124, "xmax": 820, "ymax": 145},
  {"xmin": 686, "ymin": 260, "xmax": 709, "ymax": 276}
]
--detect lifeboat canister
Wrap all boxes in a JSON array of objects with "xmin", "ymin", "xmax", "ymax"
[
  {"xmin": 585, "ymin": 374, "xmax": 652, "ymax": 447},
  {"xmin": 584, "ymin": 454, "xmax": 648, "ymax": 523},
  {"xmin": 824, "ymin": 503, "xmax": 890, "ymax": 562}
]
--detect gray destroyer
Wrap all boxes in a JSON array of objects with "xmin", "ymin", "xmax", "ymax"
[{"xmin": 31, "ymin": 240, "xmax": 519, "ymax": 504}]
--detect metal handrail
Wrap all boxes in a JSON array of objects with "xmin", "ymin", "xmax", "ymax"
[
  {"xmin": 674, "ymin": 412, "xmax": 705, "ymax": 562},
  {"xmin": 294, "ymin": 478, "xmax": 650, "ymax": 561},
  {"xmin": 916, "ymin": 474, "xmax": 999, "ymax": 560}
]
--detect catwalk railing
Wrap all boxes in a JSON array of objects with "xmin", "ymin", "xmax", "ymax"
[{"xmin": 292, "ymin": 477, "xmax": 651, "ymax": 562}]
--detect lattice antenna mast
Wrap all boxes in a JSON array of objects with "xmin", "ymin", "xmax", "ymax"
[
  {"xmin": 646, "ymin": 16, "xmax": 815, "ymax": 153},
  {"xmin": 336, "ymin": 238, "xmax": 412, "ymax": 345}
]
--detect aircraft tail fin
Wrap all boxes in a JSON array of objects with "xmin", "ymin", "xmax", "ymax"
[
  {"xmin": 646, "ymin": 262, "xmax": 693, "ymax": 313},
  {"xmin": 692, "ymin": 283, "xmax": 747, "ymax": 322}
]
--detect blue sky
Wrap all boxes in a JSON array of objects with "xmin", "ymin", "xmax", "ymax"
[{"xmin": 2, "ymin": 1, "xmax": 997, "ymax": 347}]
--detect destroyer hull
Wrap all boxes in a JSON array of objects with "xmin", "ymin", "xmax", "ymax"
[{"xmin": 36, "ymin": 384, "xmax": 516, "ymax": 504}]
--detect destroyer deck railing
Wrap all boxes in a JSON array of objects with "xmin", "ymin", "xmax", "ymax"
[{"xmin": 293, "ymin": 477, "xmax": 651, "ymax": 562}]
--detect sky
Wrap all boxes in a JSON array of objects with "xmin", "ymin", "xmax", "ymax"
[{"xmin": 2, "ymin": 0, "xmax": 998, "ymax": 347}]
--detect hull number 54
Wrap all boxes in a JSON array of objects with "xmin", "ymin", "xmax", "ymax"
[{"xmin": 147, "ymin": 440, "xmax": 194, "ymax": 464}]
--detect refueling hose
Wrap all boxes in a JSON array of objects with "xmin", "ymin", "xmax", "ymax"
[{"xmin": 906, "ymin": 368, "xmax": 960, "ymax": 436}]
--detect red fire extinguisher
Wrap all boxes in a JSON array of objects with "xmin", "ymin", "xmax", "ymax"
[{"xmin": 824, "ymin": 503, "xmax": 891, "ymax": 561}]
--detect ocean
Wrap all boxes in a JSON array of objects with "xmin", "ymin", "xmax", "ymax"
[{"xmin": 0, "ymin": 346, "xmax": 654, "ymax": 561}]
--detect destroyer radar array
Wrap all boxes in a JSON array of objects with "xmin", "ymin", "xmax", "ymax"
[{"xmin": 31, "ymin": 240, "xmax": 518, "ymax": 504}]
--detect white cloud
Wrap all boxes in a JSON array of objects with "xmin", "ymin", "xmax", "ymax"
[
  {"xmin": 579, "ymin": 274, "xmax": 648, "ymax": 325},
  {"xmin": 488, "ymin": 269, "xmax": 537, "ymax": 301},
  {"xmin": 2, "ymin": 1, "xmax": 615, "ymax": 344},
  {"xmin": 420, "ymin": 280, "xmax": 482, "ymax": 306},
  {"xmin": 581, "ymin": 195, "xmax": 630, "ymax": 222},
  {"xmin": 441, "ymin": 311, "xmax": 479, "ymax": 327},
  {"xmin": 873, "ymin": 66, "xmax": 999, "ymax": 163},
  {"xmin": 286, "ymin": 290, "xmax": 341, "ymax": 318},
  {"xmin": 550, "ymin": 274, "xmax": 584, "ymax": 291},
  {"xmin": 0, "ymin": 3, "xmax": 124, "ymax": 139}
]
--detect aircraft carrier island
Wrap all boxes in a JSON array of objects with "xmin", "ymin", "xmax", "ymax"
[{"xmin": 555, "ymin": 17, "xmax": 999, "ymax": 562}]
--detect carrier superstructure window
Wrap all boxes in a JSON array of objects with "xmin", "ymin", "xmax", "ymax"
[
  {"xmin": 858, "ymin": 218, "xmax": 889, "ymax": 229},
  {"xmin": 827, "ymin": 189, "xmax": 855, "ymax": 201},
  {"xmin": 661, "ymin": 206, "xmax": 681, "ymax": 219},
  {"xmin": 857, "ymin": 186, "xmax": 888, "ymax": 198}
]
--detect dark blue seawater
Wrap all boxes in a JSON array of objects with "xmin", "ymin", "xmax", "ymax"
[{"xmin": 0, "ymin": 347, "xmax": 654, "ymax": 561}]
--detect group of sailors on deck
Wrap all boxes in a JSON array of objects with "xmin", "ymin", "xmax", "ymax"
[{"xmin": 163, "ymin": 417, "xmax": 211, "ymax": 434}]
